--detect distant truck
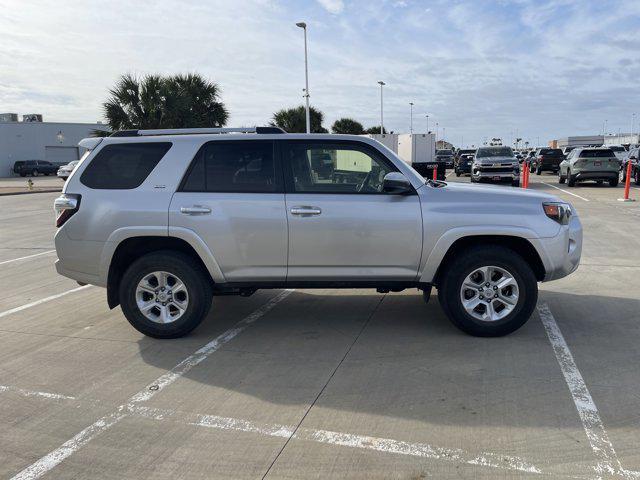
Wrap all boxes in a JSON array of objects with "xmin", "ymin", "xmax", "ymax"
[{"xmin": 397, "ymin": 133, "xmax": 443, "ymax": 179}]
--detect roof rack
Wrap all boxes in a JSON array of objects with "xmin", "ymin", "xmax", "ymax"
[{"xmin": 110, "ymin": 126, "xmax": 285, "ymax": 137}]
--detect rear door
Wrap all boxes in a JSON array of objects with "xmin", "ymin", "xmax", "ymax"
[
  {"xmin": 169, "ymin": 140, "xmax": 287, "ymax": 282},
  {"xmin": 281, "ymin": 140, "xmax": 422, "ymax": 281}
]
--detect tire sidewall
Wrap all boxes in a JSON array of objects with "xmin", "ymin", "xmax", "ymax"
[
  {"xmin": 441, "ymin": 247, "xmax": 538, "ymax": 337},
  {"xmin": 119, "ymin": 252, "xmax": 211, "ymax": 338}
]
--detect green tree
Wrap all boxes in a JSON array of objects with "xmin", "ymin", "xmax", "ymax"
[
  {"xmin": 103, "ymin": 73, "xmax": 228, "ymax": 131},
  {"xmin": 271, "ymin": 105, "xmax": 326, "ymax": 133},
  {"xmin": 331, "ymin": 118, "xmax": 365, "ymax": 134},
  {"xmin": 364, "ymin": 126, "xmax": 388, "ymax": 134}
]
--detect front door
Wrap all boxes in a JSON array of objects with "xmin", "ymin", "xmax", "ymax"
[
  {"xmin": 282, "ymin": 140, "xmax": 423, "ymax": 281},
  {"xmin": 169, "ymin": 140, "xmax": 287, "ymax": 282}
]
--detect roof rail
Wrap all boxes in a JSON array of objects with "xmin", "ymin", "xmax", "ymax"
[{"xmin": 109, "ymin": 126, "xmax": 285, "ymax": 137}]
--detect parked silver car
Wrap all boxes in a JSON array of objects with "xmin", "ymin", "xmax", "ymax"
[
  {"xmin": 559, "ymin": 147, "xmax": 620, "ymax": 187},
  {"xmin": 471, "ymin": 146, "xmax": 520, "ymax": 186},
  {"xmin": 57, "ymin": 160, "xmax": 79, "ymax": 181},
  {"xmin": 54, "ymin": 128, "xmax": 582, "ymax": 338}
]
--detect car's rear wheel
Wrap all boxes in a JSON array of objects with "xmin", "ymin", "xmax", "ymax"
[
  {"xmin": 567, "ymin": 170, "xmax": 576, "ymax": 187},
  {"xmin": 635, "ymin": 168, "xmax": 640, "ymax": 186},
  {"xmin": 609, "ymin": 177, "xmax": 619, "ymax": 187},
  {"xmin": 437, "ymin": 246, "xmax": 537, "ymax": 337},
  {"xmin": 558, "ymin": 170, "xmax": 566, "ymax": 184},
  {"xmin": 536, "ymin": 166, "xmax": 542, "ymax": 175},
  {"xmin": 119, "ymin": 251, "xmax": 212, "ymax": 338},
  {"xmin": 512, "ymin": 179, "xmax": 520, "ymax": 187}
]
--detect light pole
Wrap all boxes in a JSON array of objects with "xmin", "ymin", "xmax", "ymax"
[
  {"xmin": 425, "ymin": 114, "xmax": 429, "ymax": 133},
  {"xmin": 632, "ymin": 113, "xmax": 636, "ymax": 139},
  {"xmin": 442, "ymin": 127, "xmax": 446, "ymax": 146},
  {"xmin": 377, "ymin": 81, "xmax": 385, "ymax": 134},
  {"xmin": 435, "ymin": 122, "xmax": 439, "ymax": 146},
  {"xmin": 296, "ymin": 22, "xmax": 310, "ymax": 134},
  {"xmin": 409, "ymin": 102, "xmax": 414, "ymax": 133}
]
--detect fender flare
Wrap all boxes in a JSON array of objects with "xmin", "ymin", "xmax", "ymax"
[
  {"xmin": 418, "ymin": 226, "xmax": 549, "ymax": 284},
  {"xmin": 99, "ymin": 226, "xmax": 226, "ymax": 285}
]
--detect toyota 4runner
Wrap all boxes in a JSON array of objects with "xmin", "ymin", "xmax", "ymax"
[{"xmin": 54, "ymin": 127, "xmax": 582, "ymax": 338}]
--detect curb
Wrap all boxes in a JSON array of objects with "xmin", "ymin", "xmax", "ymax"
[{"xmin": 0, "ymin": 189, "xmax": 62, "ymax": 197}]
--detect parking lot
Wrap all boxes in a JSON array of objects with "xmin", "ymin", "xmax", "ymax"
[{"xmin": 1, "ymin": 173, "xmax": 639, "ymax": 480}]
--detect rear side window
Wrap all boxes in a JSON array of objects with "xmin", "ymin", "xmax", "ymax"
[
  {"xmin": 80, "ymin": 142, "xmax": 171, "ymax": 189},
  {"xmin": 180, "ymin": 141, "xmax": 278, "ymax": 193},
  {"xmin": 539, "ymin": 149, "xmax": 563, "ymax": 156}
]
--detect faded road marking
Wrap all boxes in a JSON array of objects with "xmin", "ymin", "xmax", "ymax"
[
  {"xmin": 0, "ymin": 285, "xmax": 91, "ymax": 320},
  {"xmin": 0, "ymin": 250, "xmax": 56, "ymax": 266}
]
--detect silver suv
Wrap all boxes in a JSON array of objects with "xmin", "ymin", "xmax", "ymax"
[
  {"xmin": 471, "ymin": 146, "xmax": 521, "ymax": 186},
  {"xmin": 54, "ymin": 127, "xmax": 582, "ymax": 338}
]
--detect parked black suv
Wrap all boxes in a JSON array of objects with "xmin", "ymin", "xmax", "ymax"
[
  {"xmin": 435, "ymin": 149, "xmax": 454, "ymax": 169},
  {"xmin": 13, "ymin": 160, "xmax": 59, "ymax": 177},
  {"xmin": 454, "ymin": 149, "xmax": 476, "ymax": 176},
  {"xmin": 622, "ymin": 147, "xmax": 640, "ymax": 185},
  {"xmin": 530, "ymin": 148, "xmax": 563, "ymax": 175}
]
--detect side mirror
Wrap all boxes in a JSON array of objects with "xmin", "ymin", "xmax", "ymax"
[{"xmin": 383, "ymin": 172, "xmax": 413, "ymax": 194}]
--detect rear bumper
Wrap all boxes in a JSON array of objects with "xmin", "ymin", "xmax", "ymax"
[
  {"xmin": 574, "ymin": 170, "xmax": 618, "ymax": 180},
  {"xmin": 54, "ymin": 228, "xmax": 106, "ymax": 287}
]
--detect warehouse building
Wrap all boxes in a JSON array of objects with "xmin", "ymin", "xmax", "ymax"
[
  {"xmin": 0, "ymin": 114, "xmax": 109, "ymax": 177},
  {"xmin": 552, "ymin": 135, "xmax": 604, "ymax": 148}
]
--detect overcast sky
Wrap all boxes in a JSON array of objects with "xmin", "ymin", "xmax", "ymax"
[{"xmin": 1, "ymin": 0, "xmax": 639, "ymax": 147}]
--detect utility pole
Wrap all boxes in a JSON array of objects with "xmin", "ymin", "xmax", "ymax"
[
  {"xmin": 409, "ymin": 102, "xmax": 414, "ymax": 133},
  {"xmin": 296, "ymin": 22, "xmax": 311, "ymax": 133},
  {"xmin": 378, "ymin": 81, "xmax": 385, "ymax": 134}
]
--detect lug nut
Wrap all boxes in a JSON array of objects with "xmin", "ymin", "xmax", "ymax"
[
  {"xmin": 493, "ymin": 286, "xmax": 498, "ymax": 290},
  {"xmin": 479, "ymin": 295, "xmax": 484, "ymax": 300},
  {"xmin": 485, "ymin": 282, "xmax": 490, "ymax": 287}
]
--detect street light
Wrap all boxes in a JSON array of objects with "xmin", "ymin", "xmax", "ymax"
[
  {"xmin": 632, "ymin": 113, "xmax": 636, "ymax": 138},
  {"xmin": 296, "ymin": 22, "xmax": 310, "ymax": 134},
  {"xmin": 435, "ymin": 122, "xmax": 439, "ymax": 146},
  {"xmin": 425, "ymin": 114, "xmax": 429, "ymax": 133},
  {"xmin": 409, "ymin": 102, "xmax": 414, "ymax": 133},
  {"xmin": 377, "ymin": 81, "xmax": 385, "ymax": 134}
]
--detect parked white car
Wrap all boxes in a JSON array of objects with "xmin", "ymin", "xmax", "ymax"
[{"xmin": 57, "ymin": 160, "xmax": 79, "ymax": 181}]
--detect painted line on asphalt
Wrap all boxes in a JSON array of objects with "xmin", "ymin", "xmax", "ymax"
[
  {"xmin": 0, "ymin": 385, "xmax": 76, "ymax": 401},
  {"xmin": 0, "ymin": 285, "xmax": 91, "ymax": 320},
  {"xmin": 128, "ymin": 405, "xmax": 549, "ymax": 476},
  {"xmin": 9, "ymin": 289, "xmax": 294, "ymax": 480},
  {"xmin": 538, "ymin": 303, "xmax": 640, "ymax": 479},
  {"xmin": 540, "ymin": 182, "xmax": 590, "ymax": 202},
  {"xmin": 0, "ymin": 250, "xmax": 56, "ymax": 266}
]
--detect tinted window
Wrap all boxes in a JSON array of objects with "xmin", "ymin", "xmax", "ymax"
[
  {"xmin": 181, "ymin": 141, "xmax": 277, "ymax": 193},
  {"xmin": 80, "ymin": 142, "xmax": 171, "ymax": 189},
  {"xmin": 476, "ymin": 147, "xmax": 513, "ymax": 158},
  {"xmin": 539, "ymin": 149, "xmax": 563, "ymax": 156},
  {"xmin": 580, "ymin": 149, "xmax": 614, "ymax": 158},
  {"xmin": 284, "ymin": 142, "xmax": 396, "ymax": 194},
  {"xmin": 609, "ymin": 146, "xmax": 625, "ymax": 152}
]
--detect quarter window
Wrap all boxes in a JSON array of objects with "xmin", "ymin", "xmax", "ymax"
[
  {"xmin": 284, "ymin": 143, "xmax": 396, "ymax": 193},
  {"xmin": 181, "ymin": 141, "xmax": 278, "ymax": 193},
  {"xmin": 80, "ymin": 142, "xmax": 172, "ymax": 189}
]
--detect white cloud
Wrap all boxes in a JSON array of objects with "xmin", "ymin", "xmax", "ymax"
[{"xmin": 316, "ymin": 0, "xmax": 344, "ymax": 14}]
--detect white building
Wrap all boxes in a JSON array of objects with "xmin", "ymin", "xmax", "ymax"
[
  {"xmin": 0, "ymin": 115, "xmax": 109, "ymax": 177},
  {"xmin": 603, "ymin": 133, "xmax": 640, "ymax": 146},
  {"xmin": 555, "ymin": 135, "xmax": 604, "ymax": 148}
]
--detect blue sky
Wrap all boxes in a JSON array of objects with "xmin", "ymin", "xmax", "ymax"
[{"xmin": 1, "ymin": 0, "xmax": 639, "ymax": 146}]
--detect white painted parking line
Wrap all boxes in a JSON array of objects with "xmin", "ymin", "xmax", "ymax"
[
  {"xmin": 9, "ymin": 289, "xmax": 294, "ymax": 480},
  {"xmin": 0, "ymin": 285, "xmax": 91, "ymax": 320},
  {"xmin": 538, "ymin": 303, "xmax": 640, "ymax": 479},
  {"xmin": 129, "ymin": 405, "xmax": 547, "ymax": 476},
  {"xmin": 540, "ymin": 182, "xmax": 590, "ymax": 202},
  {"xmin": 0, "ymin": 250, "xmax": 56, "ymax": 266},
  {"xmin": 0, "ymin": 385, "xmax": 76, "ymax": 401}
]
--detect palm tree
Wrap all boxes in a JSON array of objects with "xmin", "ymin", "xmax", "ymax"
[
  {"xmin": 332, "ymin": 118, "xmax": 365, "ymax": 134},
  {"xmin": 271, "ymin": 105, "xmax": 326, "ymax": 133},
  {"xmin": 364, "ymin": 126, "xmax": 388, "ymax": 134},
  {"xmin": 103, "ymin": 73, "xmax": 228, "ymax": 131}
]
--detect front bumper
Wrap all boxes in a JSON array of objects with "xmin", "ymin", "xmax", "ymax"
[
  {"xmin": 471, "ymin": 170, "xmax": 519, "ymax": 181},
  {"xmin": 533, "ymin": 214, "xmax": 583, "ymax": 282}
]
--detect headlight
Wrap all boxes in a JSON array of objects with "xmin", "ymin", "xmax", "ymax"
[{"xmin": 542, "ymin": 202, "xmax": 572, "ymax": 225}]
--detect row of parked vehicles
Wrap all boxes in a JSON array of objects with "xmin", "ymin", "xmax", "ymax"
[
  {"xmin": 12, "ymin": 160, "xmax": 79, "ymax": 180},
  {"xmin": 448, "ymin": 144, "xmax": 639, "ymax": 188}
]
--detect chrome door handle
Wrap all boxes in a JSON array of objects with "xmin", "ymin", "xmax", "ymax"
[
  {"xmin": 180, "ymin": 205, "xmax": 211, "ymax": 215},
  {"xmin": 290, "ymin": 206, "xmax": 322, "ymax": 216}
]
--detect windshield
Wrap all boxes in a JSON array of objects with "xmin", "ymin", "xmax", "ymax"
[{"xmin": 476, "ymin": 147, "xmax": 513, "ymax": 158}]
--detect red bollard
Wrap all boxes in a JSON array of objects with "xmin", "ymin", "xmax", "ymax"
[
  {"xmin": 618, "ymin": 161, "xmax": 635, "ymax": 202},
  {"xmin": 522, "ymin": 162, "xmax": 529, "ymax": 189},
  {"xmin": 521, "ymin": 162, "xmax": 526, "ymax": 188},
  {"xmin": 433, "ymin": 166, "xmax": 437, "ymax": 181}
]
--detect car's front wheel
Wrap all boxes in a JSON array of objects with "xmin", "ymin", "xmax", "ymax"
[
  {"xmin": 437, "ymin": 246, "xmax": 538, "ymax": 337},
  {"xmin": 119, "ymin": 251, "xmax": 213, "ymax": 338}
]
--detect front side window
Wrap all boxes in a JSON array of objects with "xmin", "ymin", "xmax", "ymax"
[
  {"xmin": 80, "ymin": 142, "xmax": 172, "ymax": 189},
  {"xmin": 181, "ymin": 141, "xmax": 278, "ymax": 193},
  {"xmin": 284, "ymin": 142, "xmax": 396, "ymax": 194}
]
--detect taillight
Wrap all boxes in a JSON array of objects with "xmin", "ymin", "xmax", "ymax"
[{"xmin": 54, "ymin": 194, "xmax": 81, "ymax": 227}]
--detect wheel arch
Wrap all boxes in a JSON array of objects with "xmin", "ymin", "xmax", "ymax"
[
  {"xmin": 104, "ymin": 231, "xmax": 224, "ymax": 309},
  {"xmin": 422, "ymin": 232, "xmax": 546, "ymax": 286}
]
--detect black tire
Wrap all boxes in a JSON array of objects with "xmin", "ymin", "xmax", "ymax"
[
  {"xmin": 567, "ymin": 170, "xmax": 576, "ymax": 187},
  {"xmin": 529, "ymin": 164, "xmax": 535, "ymax": 173},
  {"xmin": 456, "ymin": 170, "xmax": 461, "ymax": 177},
  {"xmin": 536, "ymin": 166, "xmax": 542, "ymax": 175},
  {"xmin": 19, "ymin": 172, "xmax": 26, "ymax": 177},
  {"xmin": 32, "ymin": 169, "xmax": 39, "ymax": 177},
  {"xmin": 437, "ymin": 245, "xmax": 538, "ymax": 337},
  {"xmin": 119, "ymin": 251, "xmax": 213, "ymax": 338},
  {"xmin": 635, "ymin": 168, "xmax": 640, "ymax": 186},
  {"xmin": 512, "ymin": 179, "xmax": 520, "ymax": 187},
  {"xmin": 558, "ymin": 170, "xmax": 566, "ymax": 184},
  {"xmin": 609, "ymin": 177, "xmax": 618, "ymax": 187}
]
